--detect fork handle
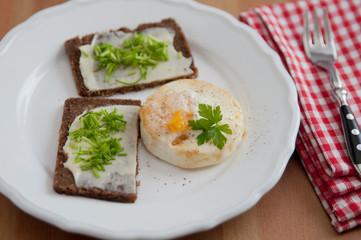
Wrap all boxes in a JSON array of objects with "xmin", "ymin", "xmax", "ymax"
[{"xmin": 340, "ymin": 105, "xmax": 361, "ymax": 173}]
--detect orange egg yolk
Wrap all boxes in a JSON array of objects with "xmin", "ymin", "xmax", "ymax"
[{"xmin": 167, "ymin": 110, "xmax": 192, "ymax": 133}]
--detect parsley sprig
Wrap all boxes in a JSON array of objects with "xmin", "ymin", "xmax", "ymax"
[
  {"xmin": 188, "ymin": 104, "xmax": 232, "ymax": 150},
  {"xmin": 93, "ymin": 32, "xmax": 169, "ymax": 85},
  {"xmin": 68, "ymin": 108, "xmax": 127, "ymax": 178}
]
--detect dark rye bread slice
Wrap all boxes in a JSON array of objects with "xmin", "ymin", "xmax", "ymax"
[
  {"xmin": 65, "ymin": 18, "xmax": 198, "ymax": 97},
  {"xmin": 53, "ymin": 97, "xmax": 141, "ymax": 203}
]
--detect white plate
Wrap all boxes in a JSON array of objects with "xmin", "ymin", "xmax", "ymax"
[{"xmin": 0, "ymin": 0, "xmax": 300, "ymax": 239}]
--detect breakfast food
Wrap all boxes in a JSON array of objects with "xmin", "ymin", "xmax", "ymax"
[
  {"xmin": 53, "ymin": 98, "xmax": 141, "ymax": 203},
  {"xmin": 65, "ymin": 18, "xmax": 198, "ymax": 97},
  {"xmin": 140, "ymin": 79, "xmax": 245, "ymax": 169}
]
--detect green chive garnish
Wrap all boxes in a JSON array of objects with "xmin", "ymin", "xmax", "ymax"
[
  {"xmin": 69, "ymin": 141, "xmax": 78, "ymax": 150},
  {"xmin": 92, "ymin": 167, "xmax": 100, "ymax": 178},
  {"xmin": 81, "ymin": 50, "xmax": 89, "ymax": 57},
  {"xmin": 92, "ymin": 32, "xmax": 169, "ymax": 85},
  {"xmin": 69, "ymin": 108, "xmax": 127, "ymax": 178}
]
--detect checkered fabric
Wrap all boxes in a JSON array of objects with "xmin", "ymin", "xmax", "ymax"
[{"xmin": 240, "ymin": 0, "xmax": 361, "ymax": 232}]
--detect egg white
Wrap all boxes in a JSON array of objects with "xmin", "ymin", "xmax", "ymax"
[{"xmin": 140, "ymin": 79, "xmax": 245, "ymax": 168}]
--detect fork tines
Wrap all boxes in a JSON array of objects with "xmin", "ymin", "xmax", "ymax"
[
  {"xmin": 303, "ymin": 7, "xmax": 337, "ymax": 62},
  {"xmin": 304, "ymin": 8, "xmax": 332, "ymax": 46}
]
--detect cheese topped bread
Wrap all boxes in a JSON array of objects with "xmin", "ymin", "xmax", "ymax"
[
  {"xmin": 65, "ymin": 18, "xmax": 198, "ymax": 97},
  {"xmin": 140, "ymin": 79, "xmax": 245, "ymax": 169},
  {"xmin": 53, "ymin": 98, "xmax": 141, "ymax": 203}
]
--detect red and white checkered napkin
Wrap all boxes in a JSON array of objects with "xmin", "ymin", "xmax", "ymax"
[{"xmin": 240, "ymin": 0, "xmax": 361, "ymax": 232}]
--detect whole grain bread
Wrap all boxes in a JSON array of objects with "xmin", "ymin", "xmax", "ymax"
[
  {"xmin": 65, "ymin": 18, "xmax": 198, "ymax": 97},
  {"xmin": 53, "ymin": 97, "xmax": 141, "ymax": 203}
]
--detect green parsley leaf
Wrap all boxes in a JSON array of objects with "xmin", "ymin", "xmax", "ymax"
[{"xmin": 188, "ymin": 104, "xmax": 232, "ymax": 150}]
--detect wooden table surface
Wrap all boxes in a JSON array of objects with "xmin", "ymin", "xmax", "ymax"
[{"xmin": 1, "ymin": 0, "xmax": 361, "ymax": 239}]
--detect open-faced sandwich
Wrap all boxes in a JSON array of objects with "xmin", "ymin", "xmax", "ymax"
[
  {"xmin": 65, "ymin": 18, "xmax": 198, "ymax": 97},
  {"xmin": 53, "ymin": 98, "xmax": 141, "ymax": 203}
]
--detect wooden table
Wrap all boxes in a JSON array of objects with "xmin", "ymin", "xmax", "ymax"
[{"xmin": 1, "ymin": 0, "xmax": 361, "ymax": 239}]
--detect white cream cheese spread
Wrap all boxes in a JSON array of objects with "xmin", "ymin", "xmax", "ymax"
[
  {"xmin": 79, "ymin": 27, "xmax": 194, "ymax": 91},
  {"xmin": 63, "ymin": 105, "xmax": 140, "ymax": 194}
]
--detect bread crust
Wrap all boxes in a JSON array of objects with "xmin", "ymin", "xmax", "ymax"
[
  {"xmin": 65, "ymin": 18, "xmax": 198, "ymax": 97},
  {"xmin": 53, "ymin": 98, "xmax": 141, "ymax": 203}
]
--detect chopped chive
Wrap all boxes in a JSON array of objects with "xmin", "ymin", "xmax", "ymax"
[
  {"xmin": 81, "ymin": 50, "xmax": 89, "ymax": 57},
  {"xmin": 115, "ymin": 74, "xmax": 143, "ymax": 86},
  {"xmin": 92, "ymin": 167, "xmax": 100, "ymax": 178},
  {"xmin": 69, "ymin": 141, "xmax": 78, "ymax": 150},
  {"xmin": 92, "ymin": 32, "xmax": 170, "ymax": 85},
  {"xmin": 94, "ymin": 44, "xmax": 101, "ymax": 56},
  {"xmin": 68, "ymin": 108, "xmax": 127, "ymax": 178},
  {"xmin": 82, "ymin": 136, "xmax": 96, "ymax": 146},
  {"xmin": 95, "ymin": 164, "xmax": 103, "ymax": 171},
  {"xmin": 127, "ymin": 71, "xmax": 136, "ymax": 76},
  {"xmin": 144, "ymin": 68, "xmax": 149, "ymax": 79},
  {"xmin": 178, "ymin": 51, "xmax": 183, "ymax": 59},
  {"xmin": 80, "ymin": 162, "xmax": 92, "ymax": 169}
]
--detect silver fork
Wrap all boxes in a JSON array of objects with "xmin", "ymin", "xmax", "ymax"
[{"xmin": 303, "ymin": 8, "xmax": 361, "ymax": 176}]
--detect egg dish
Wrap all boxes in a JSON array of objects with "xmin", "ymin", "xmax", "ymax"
[{"xmin": 140, "ymin": 79, "xmax": 245, "ymax": 168}]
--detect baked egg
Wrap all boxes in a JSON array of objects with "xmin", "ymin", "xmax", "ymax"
[{"xmin": 140, "ymin": 79, "xmax": 245, "ymax": 168}]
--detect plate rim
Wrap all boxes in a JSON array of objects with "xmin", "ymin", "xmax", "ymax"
[{"xmin": 0, "ymin": 0, "xmax": 300, "ymax": 239}]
